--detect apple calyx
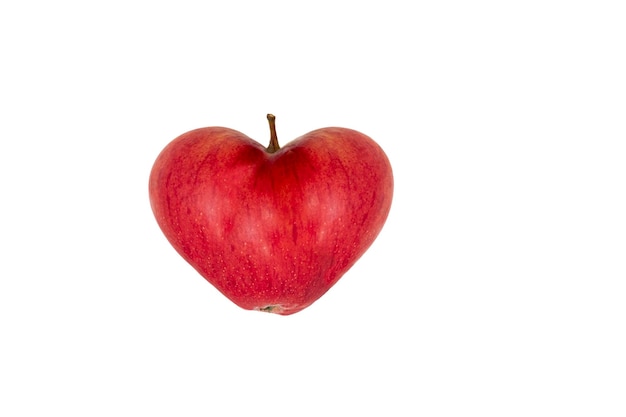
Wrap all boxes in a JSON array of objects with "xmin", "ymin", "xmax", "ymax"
[
  {"xmin": 256, "ymin": 305, "xmax": 282, "ymax": 314},
  {"xmin": 265, "ymin": 113, "xmax": 280, "ymax": 153}
]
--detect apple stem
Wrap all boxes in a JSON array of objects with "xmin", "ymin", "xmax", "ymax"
[{"xmin": 266, "ymin": 114, "xmax": 280, "ymax": 153}]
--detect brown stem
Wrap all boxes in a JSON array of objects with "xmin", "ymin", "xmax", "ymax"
[{"xmin": 266, "ymin": 114, "xmax": 280, "ymax": 153}]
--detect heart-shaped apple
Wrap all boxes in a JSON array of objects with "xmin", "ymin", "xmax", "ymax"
[{"xmin": 149, "ymin": 115, "xmax": 393, "ymax": 315}]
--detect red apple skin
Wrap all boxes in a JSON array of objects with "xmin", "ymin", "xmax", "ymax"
[{"xmin": 149, "ymin": 123, "xmax": 393, "ymax": 315}]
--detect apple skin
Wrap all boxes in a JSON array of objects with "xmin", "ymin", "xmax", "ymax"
[{"xmin": 149, "ymin": 119, "xmax": 393, "ymax": 315}]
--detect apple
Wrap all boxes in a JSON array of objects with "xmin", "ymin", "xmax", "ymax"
[{"xmin": 149, "ymin": 115, "xmax": 393, "ymax": 315}]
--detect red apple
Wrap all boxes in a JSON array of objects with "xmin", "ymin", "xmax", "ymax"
[{"xmin": 149, "ymin": 115, "xmax": 393, "ymax": 315}]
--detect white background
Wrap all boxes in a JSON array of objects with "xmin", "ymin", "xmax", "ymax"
[{"xmin": 1, "ymin": 1, "xmax": 625, "ymax": 415}]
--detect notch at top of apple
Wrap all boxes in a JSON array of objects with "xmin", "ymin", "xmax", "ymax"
[{"xmin": 149, "ymin": 115, "xmax": 393, "ymax": 315}]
